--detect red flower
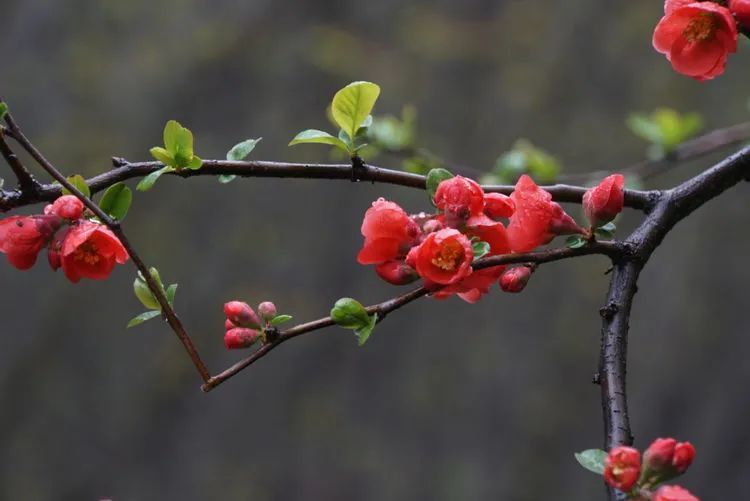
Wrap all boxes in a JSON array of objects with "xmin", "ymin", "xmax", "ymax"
[
  {"xmin": 583, "ymin": 174, "xmax": 625, "ymax": 228},
  {"xmin": 730, "ymin": 0, "xmax": 750, "ymax": 27},
  {"xmin": 506, "ymin": 175, "xmax": 580, "ymax": 252},
  {"xmin": 406, "ymin": 228, "xmax": 473, "ymax": 285},
  {"xmin": 433, "ymin": 176, "xmax": 485, "ymax": 225},
  {"xmin": 375, "ymin": 260, "xmax": 419, "ymax": 285},
  {"xmin": 499, "ymin": 266, "xmax": 533, "ymax": 293},
  {"xmin": 224, "ymin": 327, "xmax": 260, "ymax": 349},
  {"xmin": 653, "ymin": 1, "xmax": 738, "ymax": 81},
  {"xmin": 604, "ymin": 446, "xmax": 641, "ymax": 493},
  {"xmin": 483, "ymin": 193, "xmax": 515, "ymax": 219},
  {"xmin": 45, "ymin": 195, "xmax": 84, "ymax": 220},
  {"xmin": 224, "ymin": 301, "xmax": 261, "ymax": 328},
  {"xmin": 58, "ymin": 220, "xmax": 128, "ymax": 283},
  {"xmin": 653, "ymin": 485, "xmax": 700, "ymax": 501},
  {"xmin": 0, "ymin": 215, "xmax": 62, "ymax": 270},
  {"xmin": 357, "ymin": 198, "xmax": 420, "ymax": 265},
  {"xmin": 672, "ymin": 442, "xmax": 696, "ymax": 474}
]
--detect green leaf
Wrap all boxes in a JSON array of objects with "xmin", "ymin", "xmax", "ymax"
[
  {"xmin": 425, "ymin": 168, "xmax": 454, "ymax": 205},
  {"xmin": 185, "ymin": 155, "xmax": 202, "ymax": 170},
  {"xmin": 331, "ymin": 81, "xmax": 381, "ymax": 140},
  {"xmin": 163, "ymin": 120, "xmax": 193, "ymax": 158},
  {"xmin": 330, "ymin": 297, "xmax": 370, "ymax": 329},
  {"xmin": 127, "ymin": 310, "xmax": 162, "ymax": 328},
  {"xmin": 137, "ymin": 166, "xmax": 173, "ymax": 192},
  {"xmin": 493, "ymin": 140, "xmax": 561, "ymax": 184},
  {"xmin": 289, "ymin": 129, "xmax": 350, "ymax": 152},
  {"xmin": 355, "ymin": 313, "xmax": 377, "ymax": 346},
  {"xmin": 472, "ymin": 240, "xmax": 490, "ymax": 260},
  {"xmin": 227, "ymin": 138, "xmax": 261, "ymax": 162},
  {"xmin": 566, "ymin": 235, "xmax": 587, "ymax": 249},
  {"xmin": 574, "ymin": 449, "xmax": 607, "ymax": 475},
  {"xmin": 218, "ymin": 175, "xmax": 237, "ymax": 184},
  {"xmin": 594, "ymin": 222, "xmax": 617, "ymax": 239},
  {"xmin": 0, "ymin": 103, "xmax": 7, "ymax": 121},
  {"xmin": 270, "ymin": 314, "xmax": 293, "ymax": 326},
  {"xmin": 98, "ymin": 182, "xmax": 132, "ymax": 221},
  {"xmin": 133, "ymin": 276, "xmax": 160, "ymax": 310},
  {"xmin": 627, "ymin": 108, "xmax": 702, "ymax": 154},
  {"xmin": 165, "ymin": 284, "xmax": 177, "ymax": 307},
  {"xmin": 149, "ymin": 147, "xmax": 173, "ymax": 165},
  {"xmin": 61, "ymin": 174, "xmax": 91, "ymax": 198}
]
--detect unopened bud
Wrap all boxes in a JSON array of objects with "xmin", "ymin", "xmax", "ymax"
[
  {"xmin": 223, "ymin": 301, "xmax": 261, "ymax": 328},
  {"xmin": 423, "ymin": 219, "xmax": 443, "ymax": 234},
  {"xmin": 223, "ymin": 327, "xmax": 260, "ymax": 349},
  {"xmin": 484, "ymin": 193, "xmax": 515, "ymax": 219},
  {"xmin": 224, "ymin": 319, "xmax": 236, "ymax": 331},
  {"xmin": 642, "ymin": 438, "xmax": 695, "ymax": 484},
  {"xmin": 375, "ymin": 260, "xmax": 419, "ymax": 285},
  {"xmin": 583, "ymin": 174, "xmax": 624, "ymax": 228},
  {"xmin": 730, "ymin": 0, "xmax": 750, "ymax": 27},
  {"xmin": 49, "ymin": 195, "xmax": 85, "ymax": 220},
  {"xmin": 499, "ymin": 266, "xmax": 533, "ymax": 293},
  {"xmin": 258, "ymin": 301, "xmax": 277, "ymax": 321}
]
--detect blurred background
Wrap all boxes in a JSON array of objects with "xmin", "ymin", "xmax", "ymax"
[{"xmin": 1, "ymin": 0, "xmax": 749, "ymax": 499}]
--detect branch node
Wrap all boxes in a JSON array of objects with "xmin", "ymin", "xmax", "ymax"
[
  {"xmin": 351, "ymin": 155, "xmax": 367, "ymax": 182},
  {"xmin": 592, "ymin": 372, "xmax": 601, "ymax": 385},
  {"xmin": 599, "ymin": 302, "xmax": 619, "ymax": 320},
  {"xmin": 264, "ymin": 326, "xmax": 281, "ymax": 343},
  {"xmin": 112, "ymin": 156, "xmax": 129, "ymax": 167}
]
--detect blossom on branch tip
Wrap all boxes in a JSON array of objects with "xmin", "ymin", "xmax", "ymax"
[
  {"xmin": 653, "ymin": 1, "xmax": 738, "ymax": 81},
  {"xmin": 357, "ymin": 198, "xmax": 420, "ymax": 265},
  {"xmin": 0, "ymin": 215, "xmax": 62, "ymax": 270},
  {"xmin": 583, "ymin": 174, "xmax": 625, "ymax": 228},
  {"xmin": 58, "ymin": 220, "xmax": 129, "ymax": 283},
  {"xmin": 603, "ymin": 446, "xmax": 641, "ymax": 492},
  {"xmin": 652, "ymin": 485, "xmax": 700, "ymax": 501}
]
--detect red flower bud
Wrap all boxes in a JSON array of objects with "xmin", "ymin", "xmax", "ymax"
[
  {"xmin": 48, "ymin": 195, "xmax": 85, "ymax": 220},
  {"xmin": 652, "ymin": 485, "xmax": 699, "ymax": 501},
  {"xmin": 258, "ymin": 301, "xmax": 278, "ymax": 321},
  {"xmin": 583, "ymin": 174, "xmax": 624, "ymax": 228},
  {"xmin": 433, "ymin": 176, "xmax": 485, "ymax": 224},
  {"xmin": 375, "ymin": 260, "xmax": 419, "ymax": 285},
  {"xmin": 644, "ymin": 438, "xmax": 677, "ymax": 471},
  {"xmin": 223, "ymin": 327, "xmax": 260, "ymax": 349},
  {"xmin": 499, "ymin": 266, "xmax": 532, "ymax": 293},
  {"xmin": 483, "ymin": 193, "xmax": 515, "ymax": 219},
  {"xmin": 730, "ymin": 0, "xmax": 750, "ymax": 27},
  {"xmin": 604, "ymin": 446, "xmax": 641, "ymax": 493},
  {"xmin": 224, "ymin": 319, "xmax": 236, "ymax": 331},
  {"xmin": 642, "ymin": 438, "xmax": 695, "ymax": 482},
  {"xmin": 405, "ymin": 228, "xmax": 474, "ymax": 285},
  {"xmin": 672, "ymin": 442, "xmax": 695, "ymax": 474},
  {"xmin": 224, "ymin": 301, "xmax": 261, "ymax": 328}
]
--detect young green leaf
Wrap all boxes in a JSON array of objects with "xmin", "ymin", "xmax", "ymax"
[
  {"xmin": 331, "ymin": 81, "xmax": 381, "ymax": 141},
  {"xmin": 153, "ymin": 120, "xmax": 201, "ymax": 169},
  {"xmin": 61, "ymin": 174, "xmax": 91, "ymax": 198},
  {"xmin": 227, "ymin": 138, "xmax": 261, "ymax": 161},
  {"xmin": 165, "ymin": 283, "xmax": 178, "ymax": 307},
  {"xmin": 425, "ymin": 168, "xmax": 454, "ymax": 205},
  {"xmin": 127, "ymin": 310, "xmax": 162, "ymax": 328},
  {"xmin": 566, "ymin": 235, "xmax": 587, "ymax": 249},
  {"xmin": 289, "ymin": 129, "xmax": 350, "ymax": 152},
  {"xmin": 137, "ymin": 166, "xmax": 173, "ymax": 192},
  {"xmin": 270, "ymin": 314, "xmax": 293, "ymax": 326},
  {"xmin": 330, "ymin": 297, "xmax": 370, "ymax": 329},
  {"xmin": 472, "ymin": 240, "xmax": 490, "ymax": 260},
  {"xmin": 574, "ymin": 449, "xmax": 608, "ymax": 475},
  {"xmin": 185, "ymin": 156, "xmax": 203, "ymax": 170},
  {"xmin": 149, "ymin": 147, "xmax": 173, "ymax": 165},
  {"xmin": 133, "ymin": 276, "xmax": 160, "ymax": 310},
  {"xmin": 98, "ymin": 182, "xmax": 132, "ymax": 221},
  {"xmin": 355, "ymin": 313, "xmax": 378, "ymax": 346},
  {"xmin": 0, "ymin": 103, "xmax": 7, "ymax": 121},
  {"xmin": 594, "ymin": 222, "xmax": 616, "ymax": 239}
]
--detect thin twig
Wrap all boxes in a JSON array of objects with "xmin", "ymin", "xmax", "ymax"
[{"xmin": 0, "ymin": 126, "xmax": 39, "ymax": 193}]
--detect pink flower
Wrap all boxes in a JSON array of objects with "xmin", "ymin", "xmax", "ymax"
[
  {"xmin": 652, "ymin": 485, "xmax": 700, "ymax": 501},
  {"xmin": 0, "ymin": 215, "xmax": 62, "ymax": 270},
  {"xmin": 58, "ymin": 220, "xmax": 128, "ymax": 283},
  {"xmin": 406, "ymin": 228, "xmax": 473, "ymax": 285},
  {"xmin": 604, "ymin": 446, "xmax": 641, "ymax": 493},
  {"xmin": 357, "ymin": 198, "xmax": 420, "ymax": 265},
  {"xmin": 583, "ymin": 174, "xmax": 625, "ymax": 228},
  {"xmin": 653, "ymin": 1, "xmax": 738, "ymax": 81}
]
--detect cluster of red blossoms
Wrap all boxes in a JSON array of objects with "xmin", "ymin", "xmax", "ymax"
[
  {"xmin": 357, "ymin": 173, "xmax": 624, "ymax": 302},
  {"xmin": 605, "ymin": 439, "xmax": 698, "ymax": 500},
  {"xmin": 653, "ymin": 0, "xmax": 750, "ymax": 81},
  {"xmin": 0, "ymin": 195, "xmax": 128, "ymax": 282},
  {"xmin": 223, "ymin": 300, "xmax": 277, "ymax": 349}
]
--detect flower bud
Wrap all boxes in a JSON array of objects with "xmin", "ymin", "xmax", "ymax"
[
  {"xmin": 730, "ymin": 0, "xmax": 750, "ymax": 28},
  {"xmin": 433, "ymin": 176, "xmax": 485, "ymax": 224},
  {"xmin": 48, "ymin": 195, "xmax": 85, "ymax": 220},
  {"xmin": 549, "ymin": 203, "xmax": 585, "ymax": 236},
  {"xmin": 604, "ymin": 446, "xmax": 641, "ymax": 493},
  {"xmin": 375, "ymin": 260, "xmax": 419, "ymax": 285},
  {"xmin": 642, "ymin": 438, "xmax": 695, "ymax": 483},
  {"xmin": 422, "ymin": 219, "xmax": 443, "ymax": 234},
  {"xmin": 652, "ymin": 485, "xmax": 699, "ymax": 501},
  {"xmin": 499, "ymin": 266, "xmax": 532, "ymax": 293},
  {"xmin": 483, "ymin": 193, "xmax": 515, "ymax": 219},
  {"xmin": 644, "ymin": 438, "xmax": 677, "ymax": 471},
  {"xmin": 583, "ymin": 174, "xmax": 624, "ymax": 228},
  {"xmin": 223, "ymin": 301, "xmax": 261, "ymax": 329},
  {"xmin": 672, "ymin": 442, "xmax": 695, "ymax": 474},
  {"xmin": 224, "ymin": 319, "xmax": 236, "ymax": 331},
  {"xmin": 223, "ymin": 327, "xmax": 260, "ymax": 349},
  {"xmin": 258, "ymin": 301, "xmax": 277, "ymax": 321}
]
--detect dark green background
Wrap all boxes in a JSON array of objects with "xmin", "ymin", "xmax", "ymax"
[{"xmin": 1, "ymin": 1, "xmax": 748, "ymax": 499}]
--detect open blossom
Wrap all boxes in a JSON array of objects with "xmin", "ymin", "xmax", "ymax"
[
  {"xmin": 0, "ymin": 215, "xmax": 62, "ymax": 270},
  {"xmin": 406, "ymin": 228, "xmax": 473, "ymax": 285},
  {"xmin": 652, "ymin": 485, "xmax": 700, "ymax": 501},
  {"xmin": 357, "ymin": 198, "xmax": 420, "ymax": 265},
  {"xmin": 653, "ymin": 1, "xmax": 738, "ymax": 81},
  {"xmin": 433, "ymin": 176, "xmax": 484, "ymax": 225},
  {"xmin": 604, "ymin": 446, "xmax": 641, "ymax": 492},
  {"xmin": 583, "ymin": 174, "xmax": 625, "ymax": 228},
  {"xmin": 58, "ymin": 220, "xmax": 128, "ymax": 283},
  {"xmin": 506, "ymin": 175, "xmax": 582, "ymax": 252}
]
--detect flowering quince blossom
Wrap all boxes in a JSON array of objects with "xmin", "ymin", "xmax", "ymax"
[
  {"xmin": 653, "ymin": 1, "xmax": 738, "ymax": 81},
  {"xmin": 55, "ymin": 220, "xmax": 129, "ymax": 283},
  {"xmin": 499, "ymin": 266, "xmax": 533, "ymax": 293},
  {"xmin": 406, "ymin": 228, "xmax": 474, "ymax": 285},
  {"xmin": 652, "ymin": 485, "xmax": 700, "ymax": 501},
  {"xmin": 0, "ymin": 215, "xmax": 62, "ymax": 270},
  {"xmin": 356, "ymin": 198, "xmax": 421, "ymax": 265},
  {"xmin": 604, "ymin": 446, "xmax": 641, "ymax": 492},
  {"xmin": 583, "ymin": 174, "xmax": 625, "ymax": 228},
  {"xmin": 730, "ymin": 0, "xmax": 750, "ymax": 27},
  {"xmin": 643, "ymin": 438, "xmax": 696, "ymax": 481},
  {"xmin": 44, "ymin": 195, "xmax": 84, "ymax": 220},
  {"xmin": 433, "ymin": 175, "xmax": 485, "ymax": 225}
]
